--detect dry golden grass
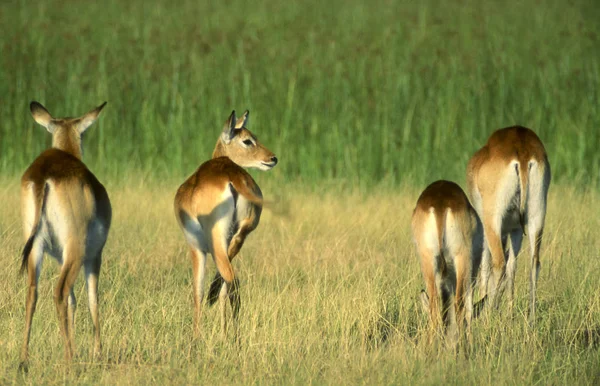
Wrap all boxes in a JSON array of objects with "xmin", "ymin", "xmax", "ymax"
[{"xmin": 1, "ymin": 177, "xmax": 599, "ymax": 384}]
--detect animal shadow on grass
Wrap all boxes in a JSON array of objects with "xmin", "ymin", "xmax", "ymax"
[
  {"xmin": 557, "ymin": 326, "xmax": 600, "ymax": 349},
  {"xmin": 16, "ymin": 358, "xmax": 101, "ymax": 379},
  {"xmin": 361, "ymin": 297, "xmax": 420, "ymax": 350},
  {"xmin": 414, "ymin": 289, "xmax": 488, "ymax": 355},
  {"xmin": 575, "ymin": 327, "xmax": 600, "ymax": 348}
]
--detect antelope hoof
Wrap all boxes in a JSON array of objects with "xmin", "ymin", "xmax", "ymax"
[{"xmin": 18, "ymin": 360, "xmax": 29, "ymax": 374}]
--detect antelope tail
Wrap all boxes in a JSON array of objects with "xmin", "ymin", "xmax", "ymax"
[
  {"xmin": 516, "ymin": 161, "xmax": 529, "ymax": 235},
  {"xmin": 434, "ymin": 208, "xmax": 449, "ymax": 275}
]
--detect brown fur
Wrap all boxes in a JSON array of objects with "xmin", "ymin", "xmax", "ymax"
[
  {"xmin": 174, "ymin": 110, "xmax": 277, "ymax": 337},
  {"xmin": 467, "ymin": 126, "xmax": 547, "ymax": 230},
  {"xmin": 20, "ymin": 148, "xmax": 110, "ymax": 269},
  {"xmin": 467, "ymin": 126, "xmax": 550, "ymax": 322},
  {"xmin": 19, "ymin": 101, "xmax": 110, "ymax": 370},
  {"xmin": 412, "ymin": 180, "xmax": 483, "ymax": 349}
]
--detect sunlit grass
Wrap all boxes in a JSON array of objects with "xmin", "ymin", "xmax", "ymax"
[{"xmin": 0, "ymin": 179, "xmax": 598, "ymax": 384}]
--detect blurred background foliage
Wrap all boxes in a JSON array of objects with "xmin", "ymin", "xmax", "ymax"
[{"xmin": 0, "ymin": 0, "xmax": 598, "ymax": 189}]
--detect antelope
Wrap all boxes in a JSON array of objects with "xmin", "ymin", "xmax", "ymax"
[
  {"xmin": 467, "ymin": 126, "xmax": 550, "ymax": 323},
  {"xmin": 19, "ymin": 101, "xmax": 111, "ymax": 370},
  {"xmin": 174, "ymin": 110, "xmax": 277, "ymax": 336},
  {"xmin": 412, "ymin": 180, "xmax": 483, "ymax": 348}
]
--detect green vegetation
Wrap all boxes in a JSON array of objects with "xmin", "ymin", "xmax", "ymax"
[
  {"xmin": 0, "ymin": 0, "xmax": 599, "ymax": 187},
  {"xmin": 1, "ymin": 0, "xmax": 599, "ymax": 384}
]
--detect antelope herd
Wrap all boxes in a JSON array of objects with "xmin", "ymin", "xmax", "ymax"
[
  {"xmin": 16, "ymin": 101, "xmax": 550, "ymax": 368},
  {"xmin": 413, "ymin": 126, "xmax": 550, "ymax": 347}
]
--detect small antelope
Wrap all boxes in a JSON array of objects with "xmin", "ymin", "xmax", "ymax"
[
  {"xmin": 19, "ymin": 101, "xmax": 111, "ymax": 369},
  {"xmin": 174, "ymin": 110, "xmax": 277, "ymax": 336},
  {"xmin": 467, "ymin": 126, "xmax": 550, "ymax": 323},
  {"xmin": 412, "ymin": 180, "xmax": 483, "ymax": 347}
]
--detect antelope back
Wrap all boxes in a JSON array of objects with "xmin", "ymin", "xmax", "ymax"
[{"xmin": 412, "ymin": 180, "xmax": 482, "ymax": 263}]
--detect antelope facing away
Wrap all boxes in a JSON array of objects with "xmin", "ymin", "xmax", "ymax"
[
  {"xmin": 174, "ymin": 110, "xmax": 277, "ymax": 336},
  {"xmin": 412, "ymin": 180, "xmax": 483, "ymax": 347},
  {"xmin": 467, "ymin": 126, "xmax": 550, "ymax": 323},
  {"xmin": 20, "ymin": 102, "xmax": 111, "ymax": 369}
]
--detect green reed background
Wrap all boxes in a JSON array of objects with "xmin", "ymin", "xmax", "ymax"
[{"xmin": 1, "ymin": 0, "xmax": 599, "ymax": 187}]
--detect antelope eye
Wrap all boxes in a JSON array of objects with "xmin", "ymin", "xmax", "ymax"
[{"xmin": 242, "ymin": 139, "xmax": 254, "ymax": 146}]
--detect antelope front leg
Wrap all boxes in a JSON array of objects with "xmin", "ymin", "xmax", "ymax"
[
  {"xmin": 483, "ymin": 222, "xmax": 506, "ymax": 310},
  {"xmin": 55, "ymin": 263, "xmax": 81, "ymax": 361},
  {"xmin": 219, "ymin": 281, "xmax": 229, "ymax": 339},
  {"xmin": 465, "ymin": 286, "xmax": 474, "ymax": 350},
  {"xmin": 506, "ymin": 230, "xmax": 523, "ymax": 315},
  {"xmin": 227, "ymin": 221, "xmax": 255, "ymax": 259},
  {"xmin": 454, "ymin": 250, "xmax": 471, "ymax": 352},
  {"xmin": 85, "ymin": 255, "xmax": 103, "ymax": 359},
  {"xmin": 528, "ymin": 228, "xmax": 544, "ymax": 325},
  {"xmin": 227, "ymin": 277, "xmax": 241, "ymax": 344},
  {"xmin": 479, "ymin": 247, "xmax": 491, "ymax": 301},
  {"xmin": 20, "ymin": 255, "xmax": 42, "ymax": 371},
  {"xmin": 67, "ymin": 289, "xmax": 77, "ymax": 354}
]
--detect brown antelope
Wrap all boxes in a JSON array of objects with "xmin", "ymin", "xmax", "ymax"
[
  {"xmin": 467, "ymin": 126, "xmax": 550, "ymax": 323},
  {"xmin": 174, "ymin": 110, "xmax": 277, "ymax": 336},
  {"xmin": 19, "ymin": 101, "xmax": 111, "ymax": 370},
  {"xmin": 412, "ymin": 180, "xmax": 483, "ymax": 347}
]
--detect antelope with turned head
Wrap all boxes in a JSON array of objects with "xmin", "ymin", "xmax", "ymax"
[
  {"xmin": 174, "ymin": 110, "xmax": 277, "ymax": 336},
  {"xmin": 19, "ymin": 101, "xmax": 111, "ymax": 370},
  {"xmin": 467, "ymin": 126, "xmax": 550, "ymax": 323},
  {"xmin": 412, "ymin": 180, "xmax": 483, "ymax": 348}
]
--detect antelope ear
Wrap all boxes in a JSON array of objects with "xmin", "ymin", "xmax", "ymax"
[
  {"xmin": 235, "ymin": 110, "xmax": 249, "ymax": 129},
  {"xmin": 30, "ymin": 101, "xmax": 55, "ymax": 133},
  {"xmin": 221, "ymin": 110, "xmax": 237, "ymax": 143},
  {"xmin": 77, "ymin": 102, "xmax": 107, "ymax": 133}
]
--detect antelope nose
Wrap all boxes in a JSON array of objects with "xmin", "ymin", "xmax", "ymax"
[{"xmin": 271, "ymin": 156, "xmax": 278, "ymax": 165}]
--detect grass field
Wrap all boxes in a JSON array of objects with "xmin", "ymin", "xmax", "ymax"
[
  {"xmin": 0, "ymin": 180, "xmax": 599, "ymax": 384},
  {"xmin": 0, "ymin": 0, "xmax": 599, "ymax": 187},
  {"xmin": 1, "ymin": 0, "xmax": 600, "ymax": 384}
]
